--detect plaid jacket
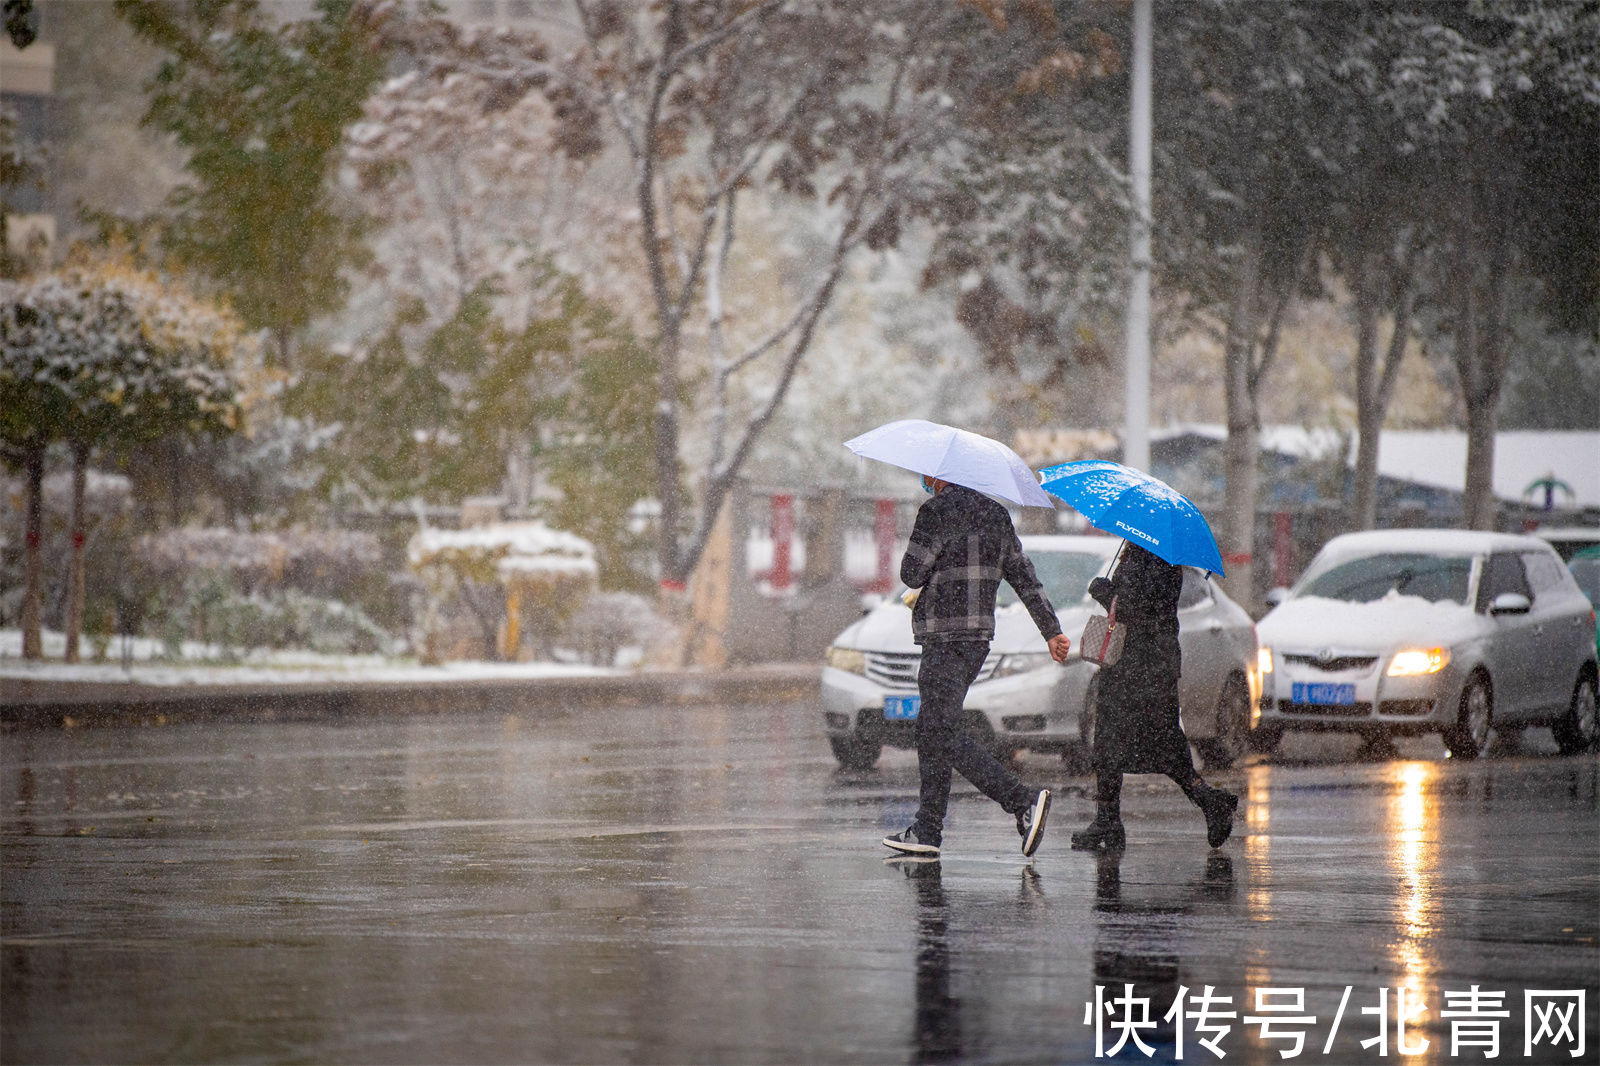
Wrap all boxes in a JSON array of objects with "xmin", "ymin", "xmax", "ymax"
[{"xmin": 901, "ymin": 484, "xmax": 1062, "ymax": 645}]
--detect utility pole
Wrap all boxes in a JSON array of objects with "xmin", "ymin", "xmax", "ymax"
[{"xmin": 1124, "ymin": 0, "xmax": 1153, "ymax": 473}]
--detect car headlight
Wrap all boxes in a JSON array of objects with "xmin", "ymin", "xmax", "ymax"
[
  {"xmin": 993, "ymin": 652, "xmax": 1055, "ymax": 678},
  {"xmin": 824, "ymin": 646, "xmax": 867, "ymax": 675},
  {"xmin": 1387, "ymin": 647, "xmax": 1450, "ymax": 676},
  {"xmin": 1257, "ymin": 646, "xmax": 1273, "ymax": 676}
]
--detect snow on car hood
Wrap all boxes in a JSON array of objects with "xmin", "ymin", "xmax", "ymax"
[
  {"xmin": 833, "ymin": 599, "xmax": 1096, "ymax": 654},
  {"xmin": 1258, "ymin": 591, "xmax": 1484, "ymax": 652}
]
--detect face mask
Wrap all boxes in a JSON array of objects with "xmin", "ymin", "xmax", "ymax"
[{"xmin": 922, "ymin": 479, "xmax": 935, "ymax": 495}]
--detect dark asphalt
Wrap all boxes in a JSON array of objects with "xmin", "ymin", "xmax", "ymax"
[{"xmin": 2, "ymin": 691, "xmax": 1596, "ymax": 1065}]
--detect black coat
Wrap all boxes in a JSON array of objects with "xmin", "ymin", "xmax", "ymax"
[{"xmin": 1088, "ymin": 542, "xmax": 1193, "ymax": 775}]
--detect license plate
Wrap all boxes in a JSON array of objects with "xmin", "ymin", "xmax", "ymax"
[
  {"xmin": 884, "ymin": 694, "xmax": 921, "ymax": 720},
  {"xmin": 1292, "ymin": 682, "xmax": 1356, "ymax": 705}
]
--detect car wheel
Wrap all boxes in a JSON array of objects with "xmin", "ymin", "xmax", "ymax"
[
  {"xmin": 829, "ymin": 734, "xmax": 881, "ymax": 771},
  {"xmin": 1445, "ymin": 673, "xmax": 1493, "ymax": 759},
  {"xmin": 1552, "ymin": 672, "xmax": 1599, "ymax": 755},
  {"xmin": 1200, "ymin": 674, "xmax": 1252, "ymax": 771}
]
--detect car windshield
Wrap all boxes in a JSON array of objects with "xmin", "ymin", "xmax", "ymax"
[
  {"xmin": 996, "ymin": 551, "xmax": 1108, "ymax": 607},
  {"xmin": 1296, "ymin": 551, "xmax": 1473, "ymax": 606},
  {"xmin": 1570, "ymin": 557, "xmax": 1600, "ymax": 607}
]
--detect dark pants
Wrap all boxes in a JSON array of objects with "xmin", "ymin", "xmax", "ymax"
[
  {"xmin": 1095, "ymin": 765, "xmax": 1204, "ymax": 813},
  {"xmin": 912, "ymin": 641, "xmax": 1032, "ymax": 845}
]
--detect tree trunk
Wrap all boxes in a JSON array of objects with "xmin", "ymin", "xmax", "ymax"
[
  {"xmin": 1221, "ymin": 234, "xmax": 1263, "ymax": 609},
  {"xmin": 64, "ymin": 440, "xmax": 90, "ymax": 664},
  {"xmin": 633, "ymin": 4, "xmax": 688, "ymax": 591},
  {"xmin": 273, "ymin": 325, "xmax": 294, "ymax": 373},
  {"xmin": 21, "ymin": 441, "xmax": 45, "ymax": 660},
  {"xmin": 1351, "ymin": 235, "xmax": 1419, "ymax": 532},
  {"xmin": 1462, "ymin": 388, "xmax": 1499, "ymax": 531},
  {"xmin": 653, "ymin": 328, "xmax": 684, "ymax": 587},
  {"xmin": 167, "ymin": 438, "xmax": 184, "ymax": 526},
  {"xmin": 1450, "ymin": 204, "xmax": 1512, "ymax": 532},
  {"xmin": 459, "ymin": 582, "xmax": 504, "ymax": 663},
  {"xmin": 1350, "ymin": 251, "xmax": 1383, "ymax": 531},
  {"xmin": 1462, "ymin": 235, "xmax": 1511, "ymax": 531}
]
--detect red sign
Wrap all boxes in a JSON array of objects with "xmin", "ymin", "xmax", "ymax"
[
  {"xmin": 1274, "ymin": 512, "xmax": 1293, "ymax": 588},
  {"xmin": 873, "ymin": 499, "xmax": 897, "ymax": 593},
  {"xmin": 770, "ymin": 494, "xmax": 794, "ymax": 591}
]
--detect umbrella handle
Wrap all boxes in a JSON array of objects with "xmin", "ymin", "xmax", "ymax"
[{"xmin": 1096, "ymin": 541, "xmax": 1126, "ymax": 584}]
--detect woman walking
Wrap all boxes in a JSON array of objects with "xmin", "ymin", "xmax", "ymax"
[{"xmin": 1071, "ymin": 541, "xmax": 1238, "ymax": 851}]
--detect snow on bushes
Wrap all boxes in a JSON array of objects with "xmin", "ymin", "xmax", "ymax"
[
  {"xmin": 407, "ymin": 522, "xmax": 598, "ymax": 661},
  {"xmin": 137, "ymin": 527, "xmax": 383, "ymax": 598},
  {"xmin": 131, "ymin": 527, "xmax": 392, "ymax": 660},
  {"xmin": 564, "ymin": 591, "xmax": 663, "ymax": 667}
]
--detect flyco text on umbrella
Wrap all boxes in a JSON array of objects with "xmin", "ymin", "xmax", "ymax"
[{"xmin": 1112, "ymin": 520, "xmax": 1159, "ymax": 547}]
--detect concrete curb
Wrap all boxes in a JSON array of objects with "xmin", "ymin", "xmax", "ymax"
[{"xmin": 0, "ymin": 664, "xmax": 822, "ymax": 730}]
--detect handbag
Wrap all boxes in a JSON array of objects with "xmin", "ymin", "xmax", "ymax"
[{"xmin": 1080, "ymin": 595, "xmax": 1125, "ymax": 666}]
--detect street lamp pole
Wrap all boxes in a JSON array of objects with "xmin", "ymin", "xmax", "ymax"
[{"xmin": 1124, "ymin": 0, "xmax": 1153, "ymax": 473}]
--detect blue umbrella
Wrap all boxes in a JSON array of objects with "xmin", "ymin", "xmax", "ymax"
[
  {"xmin": 1039, "ymin": 459, "xmax": 1226, "ymax": 574},
  {"xmin": 845, "ymin": 419, "xmax": 1057, "ymax": 508}
]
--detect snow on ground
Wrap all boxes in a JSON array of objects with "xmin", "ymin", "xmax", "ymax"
[{"xmin": 0, "ymin": 629, "xmax": 622, "ymax": 687}]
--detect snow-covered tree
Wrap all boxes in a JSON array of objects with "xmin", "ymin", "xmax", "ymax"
[
  {"xmin": 341, "ymin": 49, "xmax": 637, "ymax": 332},
  {"xmin": 1, "ymin": 261, "xmax": 245, "ymax": 659},
  {"xmin": 1352, "ymin": 2, "xmax": 1600, "ymax": 529},
  {"xmin": 365, "ymin": 0, "xmax": 978, "ymax": 592},
  {"xmin": 911, "ymin": 0, "xmax": 1131, "ymax": 440}
]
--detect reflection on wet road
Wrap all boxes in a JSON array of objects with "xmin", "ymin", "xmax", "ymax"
[{"xmin": 3, "ymin": 701, "xmax": 1596, "ymax": 1064}]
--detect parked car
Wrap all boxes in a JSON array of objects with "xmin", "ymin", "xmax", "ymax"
[
  {"xmin": 1570, "ymin": 545, "xmax": 1600, "ymax": 658},
  {"xmin": 1255, "ymin": 529, "xmax": 1599, "ymax": 758},
  {"xmin": 1533, "ymin": 525, "xmax": 1600, "ymax": 563},
  {"xmin": 820, "ymin": 535, "xmax": 1260, "ymax": 772}
]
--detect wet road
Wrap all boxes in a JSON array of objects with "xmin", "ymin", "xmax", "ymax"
[{"xmin": 3, "ymin": 697, "xmax": 1596, "ymax": 1065}]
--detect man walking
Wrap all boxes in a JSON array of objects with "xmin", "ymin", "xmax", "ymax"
[{"xmin": 883, "ymin": 475, "xmax": 1073, "ymax": 858}]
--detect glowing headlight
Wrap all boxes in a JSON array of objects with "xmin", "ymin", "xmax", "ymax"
[
  {"xmin": 824, "ymin": 646, "xmax": 867, "ymax": 675},
  {"xmin": 1387, "ymin": 647, "xmax": 1450, "ymax": 676},
  {"xmin": 993, "ymin": 652, "xmax": 1055, "ymax": 678},
  {"xmin": 1257, "ymin": 646, "xmax": 1274, "ymax": 676}
]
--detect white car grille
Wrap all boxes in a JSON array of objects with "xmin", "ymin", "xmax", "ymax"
[
  {"xmin": 864, "ymin": 651, "xmax": 1001, "ymax": 691},
  {"xmin": 1283, "ymin": 652, "xmax": 1379, "ymax": 673}
]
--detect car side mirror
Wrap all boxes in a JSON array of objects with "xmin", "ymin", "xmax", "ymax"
[
  {"xmin": 1489, "ymin": 592, "xmax": 1532, "ymax": 616},
  {"xmin": 1264, "ymin": 587, "xmax": 1289, "ymax": 609}
]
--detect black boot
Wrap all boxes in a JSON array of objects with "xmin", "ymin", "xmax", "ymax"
[
  {"xmin": 1070, "ymin": 809, "xmax": 1126, "ymax": 851},
  {"xmin": 1072, "ymin": 771, "xmax": 1125, "ymax": 851},
  {"xmin": 1175, "ymin": 772, "xmax": 1239, "ymax": 849},
  {"xmin": 1196, "ymin": 784, "xmax": 1239, "ymax": 848}
]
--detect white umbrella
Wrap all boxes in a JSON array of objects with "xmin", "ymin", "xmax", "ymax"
[{"xmin": 843, "ymin": 419, "xmax": 1057, "ymax": 508}]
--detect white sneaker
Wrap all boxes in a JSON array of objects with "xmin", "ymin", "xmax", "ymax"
[
  {"xmin": 1018, "ymin": 789, "xmax": 1052, "ymax": 857},
  {"xmin": 883, "ymin": 826, "xmax": 941, "ymax": 856}
]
